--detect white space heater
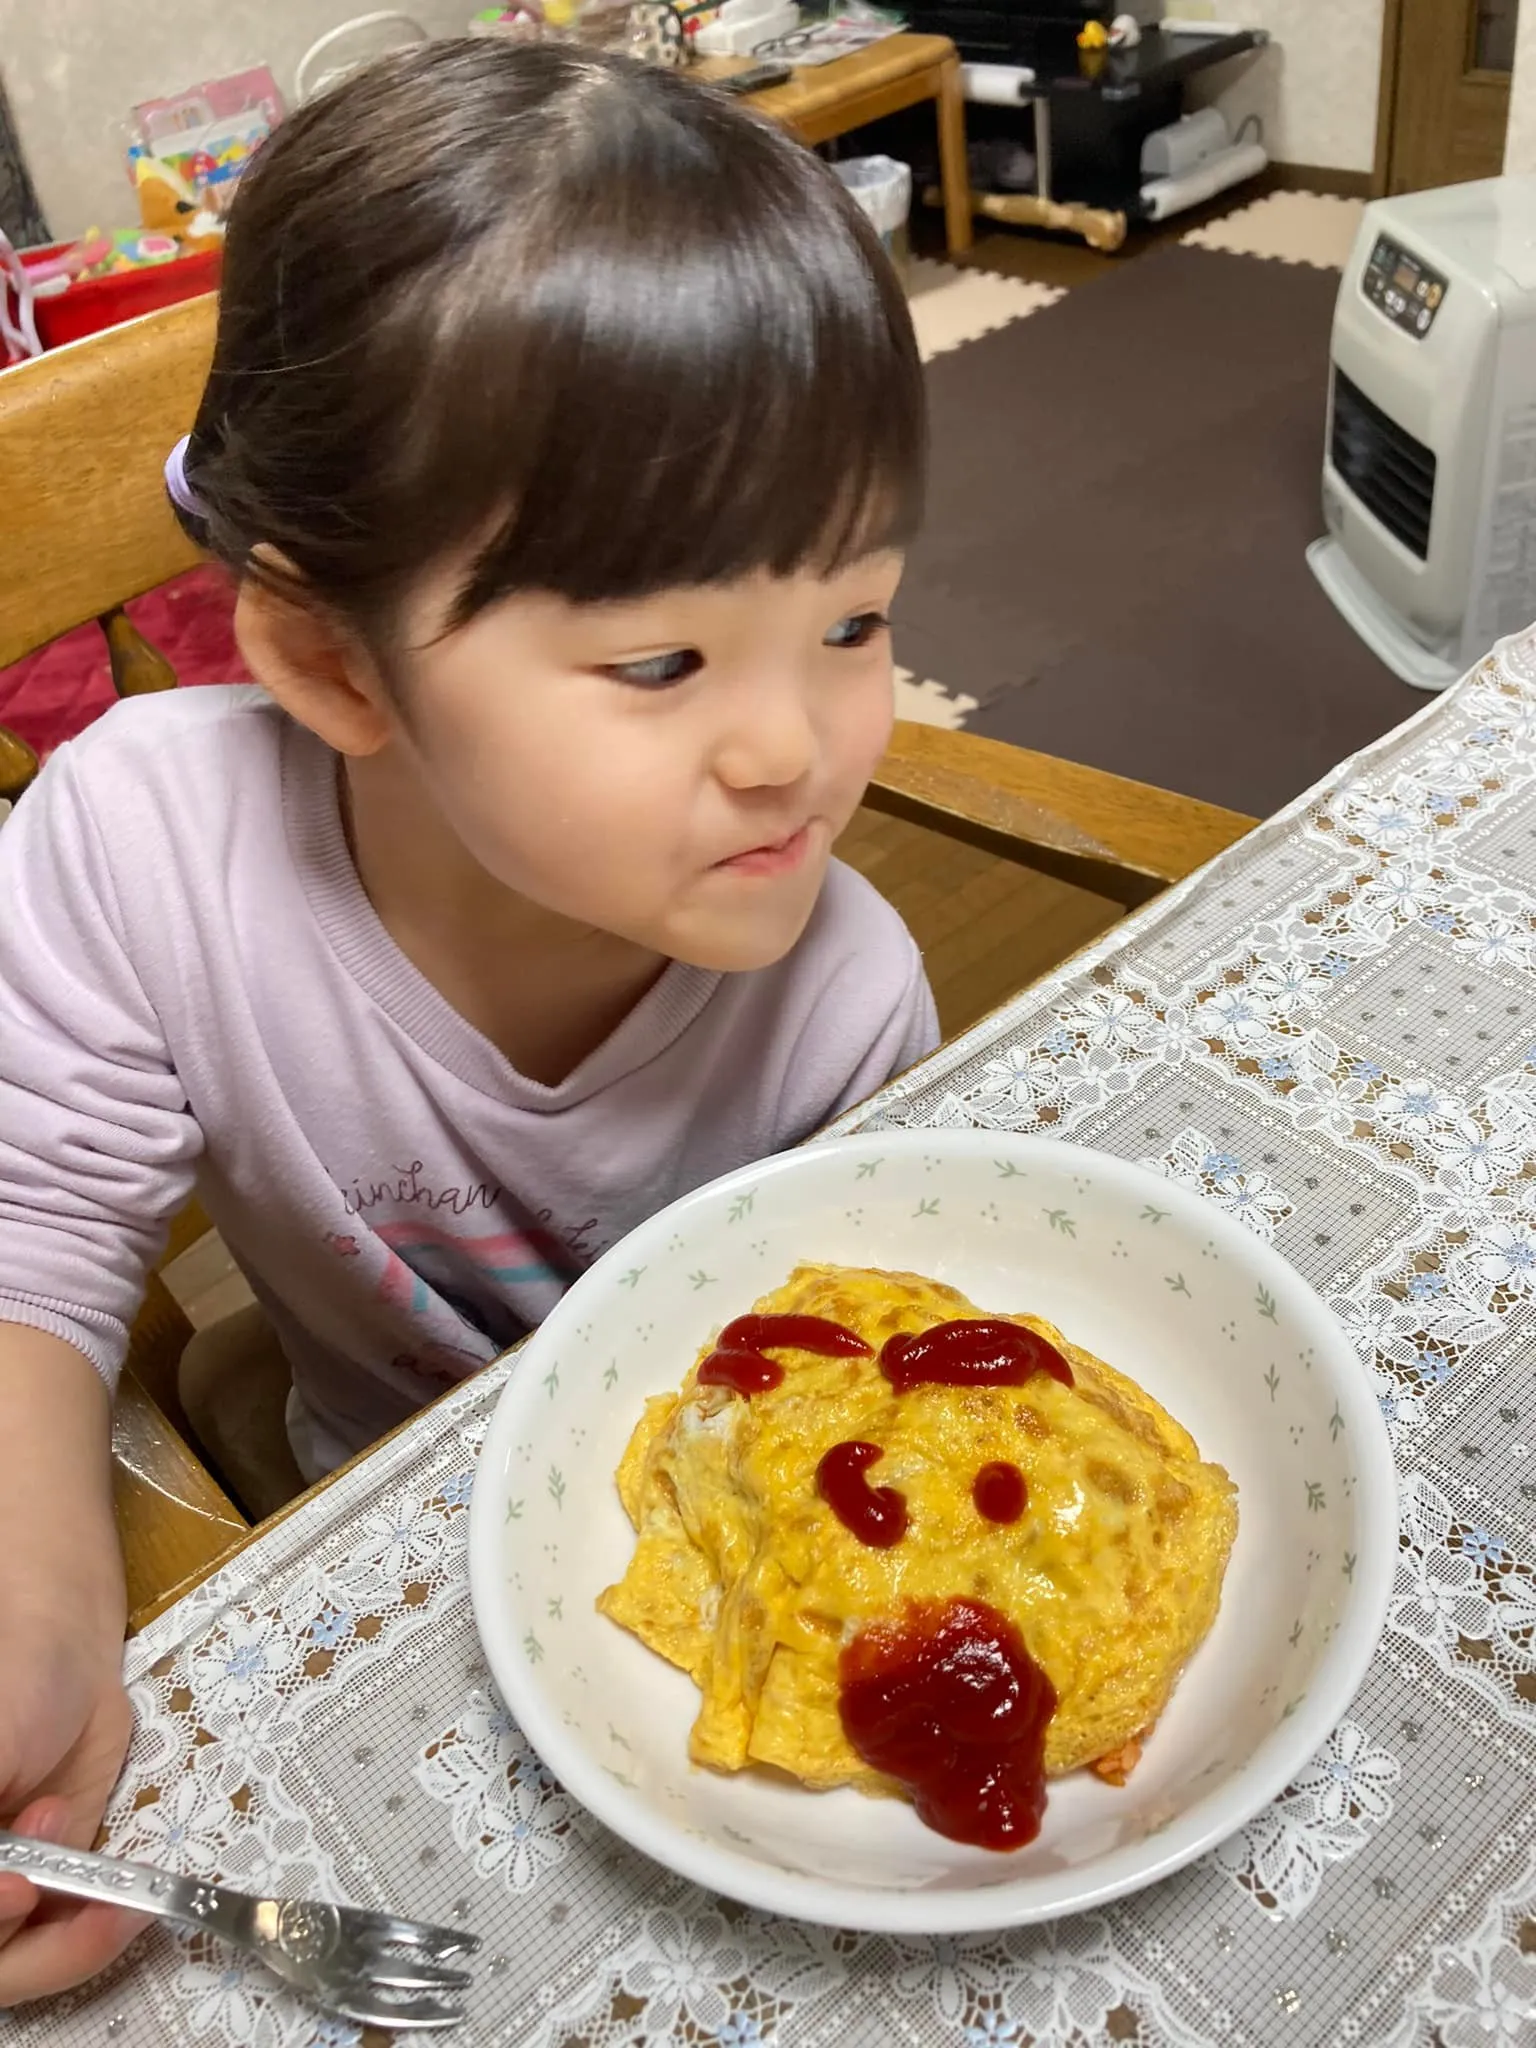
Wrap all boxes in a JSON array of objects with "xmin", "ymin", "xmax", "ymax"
[{"xmin": 1309, "ymin": 176, "xmax": 1536, "ymax": 691}]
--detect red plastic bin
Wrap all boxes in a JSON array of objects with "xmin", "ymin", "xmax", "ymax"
[{"xmin": 18, "ymin": 241, "xmax": 221, "ymax": 352}]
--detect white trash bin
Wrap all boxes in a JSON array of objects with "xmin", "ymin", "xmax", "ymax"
[{"xmin": 832, "ymin": 154, "xmax": 913, "ymax": 272}]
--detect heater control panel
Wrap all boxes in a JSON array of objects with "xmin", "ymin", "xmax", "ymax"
[{"xmin": 1363, "ymin": 235, "xmax": 1448, "ymax": 339}]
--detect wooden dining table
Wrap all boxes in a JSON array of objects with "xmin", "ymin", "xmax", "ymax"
[
  {"xmin": 698, "ymin": 33, "xmax": 974, "ymax": 259},
  {"xmin": 57, "ymin": 636, "xmax": 1536, "ymax": 2046}
]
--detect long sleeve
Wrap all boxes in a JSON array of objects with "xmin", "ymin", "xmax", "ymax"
[{"xmin": 0, "ymin": 751, "xmax": 202, "ymax": 1384}]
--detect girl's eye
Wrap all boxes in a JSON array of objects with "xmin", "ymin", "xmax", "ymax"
[
  {"xmin": 605, "ymin": 647, "xmax": 703, "ymax": 689},
  {"xmin": 824, "ymin": 610, "xmax": 890, "ymax": 650}
]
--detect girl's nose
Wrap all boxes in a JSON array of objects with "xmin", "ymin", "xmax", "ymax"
[{"xmin": 713, "ymin": 685, "xmax": 817, "ymax": 792}]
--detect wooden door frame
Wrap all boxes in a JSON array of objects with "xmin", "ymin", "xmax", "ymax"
[
  {"xmin": 1372, "ymin": 0, "xmax": 1406, "ymax": 196},
  {"xmin": 1373, "ymin": 0, "xmax": 1514, "ymax": 193}
]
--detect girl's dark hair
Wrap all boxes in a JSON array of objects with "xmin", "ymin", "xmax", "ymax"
[{"xmin": 178, "ymin": 38, "xmax": 926, "ymax": 650}]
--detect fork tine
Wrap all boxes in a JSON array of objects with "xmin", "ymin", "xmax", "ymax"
[
  {"xmin": 344, "ymin": 1959, "xmax": 475, "ymax": 1993},
  {"xmin": 328, "ymin": 1988, "xmax": 467, "ymax": 2032},
  {"xmin": 341, "ymin": 1907, "xmax": 483, "ymax": 1958}
]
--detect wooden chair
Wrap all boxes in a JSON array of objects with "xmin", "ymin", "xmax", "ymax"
[{"xmin": 0, "ymin": 296, "xmax": 1255, "ymax": 1625}]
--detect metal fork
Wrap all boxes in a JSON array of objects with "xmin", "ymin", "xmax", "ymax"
[{"xmin": 0, "ymin": 1831, "xmax": 479, "ymax": 2030}]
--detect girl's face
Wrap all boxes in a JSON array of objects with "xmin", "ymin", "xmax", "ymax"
[{"xmin": 393, "ymin": 553, "xmax": 904, "ymax": 972}]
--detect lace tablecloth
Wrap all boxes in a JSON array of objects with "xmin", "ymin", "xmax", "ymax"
[{"xmin": 14, "ymin": 639, "xmax": 1536, "ymax": 2048}]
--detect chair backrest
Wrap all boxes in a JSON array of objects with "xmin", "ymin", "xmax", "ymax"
[
  {"xmin": 0, "ymin": 293, "xmax": 217, "ymax": 796},
  {"xmin": 0, "ymin": 292, "xmax": 216, "ymax": 664}
]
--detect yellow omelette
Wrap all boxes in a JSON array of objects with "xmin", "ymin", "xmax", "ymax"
[{"xmin": 598, "ymin": 1263, "xmax": 1237, "ymax": 1801}]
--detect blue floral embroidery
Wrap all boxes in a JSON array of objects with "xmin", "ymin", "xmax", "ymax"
[
  {"xmin": 1395, "ymin": 1086, "xmax": 1442, "ymax": 1121},
  {"xmin": 1458, "ymin": 1527, "xmax": 1507, "ymax": 1568},
  {"xmin": 310, "ymin": 2021, "xmax": 364, "ymax": 2048},
  {"xmin": 1411, "ymin": 1346, "xmax": 1453, "ymax": 1388},
  {"xmin": 308, "ymin": 1605, "xmax": 354, "ymax": 1650},
  {"xmin": 717, "ymin": 2015, "xmax": 765, "ymax": 2047},
  {"xmin": 963, "ymin": 2019, "xmax": 1023, "ymax": 2048}
]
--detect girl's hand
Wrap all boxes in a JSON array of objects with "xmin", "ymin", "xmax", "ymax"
[{"xmin": 0, "ymin": 1628, "xmax": 144, "ymax": 2007}]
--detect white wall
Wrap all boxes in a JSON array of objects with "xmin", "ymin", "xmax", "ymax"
[
  {"xmin": 1503, "ymin": 0, "xmax": 1536, "ymax": 173},
  {"xmin": 1169, "ymin": 0, "xmax": 1384, "ymax": 174},
  {"xmin": 0, "ymin": 0, "xmax": 476, "ymax": 241}
]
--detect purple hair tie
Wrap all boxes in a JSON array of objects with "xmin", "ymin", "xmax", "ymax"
[{"xmin": 164, "ymin": 435, "xmax": 202, "ymax": 516}]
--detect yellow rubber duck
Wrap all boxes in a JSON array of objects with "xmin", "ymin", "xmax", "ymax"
[{"xmin": 1076, "ymin": 17, "xmax": 1109, "ymax": 47}]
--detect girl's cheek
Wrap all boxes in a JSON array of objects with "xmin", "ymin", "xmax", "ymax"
[{"xmin": 849, "ymin": 670, "xmax": 896, "ymax": 764}]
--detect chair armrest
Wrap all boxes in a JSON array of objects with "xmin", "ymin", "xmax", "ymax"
[
  {"xmin": 114, "ymin": 1369, "xmax": 247, "ymax": 1632},
  {"xmin": 866, "ymin": 723, "xmax": 1256, "ymax": 908}
]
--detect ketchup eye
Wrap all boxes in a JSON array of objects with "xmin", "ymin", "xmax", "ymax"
[{"xmin": 972, "ymin": 1463, "xmax": 1027, "ymax": 1523}]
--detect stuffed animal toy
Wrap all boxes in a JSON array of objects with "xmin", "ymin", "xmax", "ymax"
[{"xmin": 133, "ymin": 154, "xmax": 224, "ymax": 253}]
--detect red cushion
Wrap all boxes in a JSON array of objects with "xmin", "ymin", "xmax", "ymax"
[{"xmin": 0, "ymin": 566, "xmax": 251, "ymax": 759}]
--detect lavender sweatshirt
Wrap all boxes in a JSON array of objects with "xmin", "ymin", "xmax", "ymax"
[{"xmin": 0, "ymin": 688, "xmax": 937, "ymax": 1475}]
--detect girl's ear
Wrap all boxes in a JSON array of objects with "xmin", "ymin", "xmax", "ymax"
[{"xmin": 234, "ymin": 556, "xmax": 395, "ymax": 758}]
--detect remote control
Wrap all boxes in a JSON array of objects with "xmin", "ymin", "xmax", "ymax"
[{"xmin": 714, "ymin": 61, "xmax": 793, "ymax": 94}]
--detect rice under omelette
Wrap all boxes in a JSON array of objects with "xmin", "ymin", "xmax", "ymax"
[{"xmin": 598, "ymin": 1263, "xmax": 1237, "ymax": 1827}]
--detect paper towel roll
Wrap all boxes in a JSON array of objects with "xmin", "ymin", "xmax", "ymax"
[
  {"xmin": 1140, "ymin": 140, "xmax": 1267, "ymax": 220},
  {"xmin": 962, "ymin": 63, "xmax": 1036, "ymax": 105}
]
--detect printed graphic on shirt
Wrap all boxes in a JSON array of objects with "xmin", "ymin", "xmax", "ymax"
[
  {"xmin": 325, "ymin": 1164, "xmax": 599, "ymax": 1391},
  {"xmin": 340, "ymin": 1159, "xmax": 503, "ymax": 1223},
  {"xmin": 376, "ymin": 1216, "xmax": 568, "ymax": 1345}
]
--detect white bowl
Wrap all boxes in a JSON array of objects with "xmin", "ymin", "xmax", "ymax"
[{"xmin": 468, "ymin": 1131, "xmax": 1395, "ymax": 1933}]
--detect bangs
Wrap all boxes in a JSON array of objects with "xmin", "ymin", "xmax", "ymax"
[
  {"xmin": 185, "ymin": 45, "xmax": 927, "ymax": 647},
  {"xmin": 376, "ymin": 80, "xmax": 925, "ymax": 624}
]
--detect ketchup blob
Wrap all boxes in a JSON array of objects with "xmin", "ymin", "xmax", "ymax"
[
  {"xmin": 816, "ymin": 1440, "xmax": 909, "ymax": 1547},
  {"xmin": 972, "ymin": 1461, "xmax": 1028, "ymax": 1523},
  {"xmin": 838, "ymin": 1597, "xmax": 1057, "ymax": 1849},
  {"xmin": 881, "ymin": 1320, "xmax": 1073, "ymax": 1392},
  {"xmin": 698, "ymin": 1313, "xmax": 870, "ymax": 1397},
  {"xmin": 696, "ymin": 1349, "xmax": 784, "ymax": 1396}
]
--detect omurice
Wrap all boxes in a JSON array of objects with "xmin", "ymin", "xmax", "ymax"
[{"xmin": 598, "ymin": 1262, "xmax": 1237, "ymax": 1847}]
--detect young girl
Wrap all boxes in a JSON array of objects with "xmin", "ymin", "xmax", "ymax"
[{"xmin": 0, "ymin": 36, "xmax": 934, "ymax": 2003}]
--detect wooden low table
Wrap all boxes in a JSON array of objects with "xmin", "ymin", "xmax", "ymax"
[{"xmin": 700, "ymin": 33, "xmax": 973, "ymax": 257}]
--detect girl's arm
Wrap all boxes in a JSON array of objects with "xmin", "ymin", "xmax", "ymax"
[
  {"xmin": 0, "ymin": 1324, "xmax": 144, "ymax": 2003},
  {"xmin": 0, "ymin": 741, "xmax": 205, "ymax": 1998},
  {"xmin": 0, "ymin": 739, "xmax": 202, "ymax": 1390}
]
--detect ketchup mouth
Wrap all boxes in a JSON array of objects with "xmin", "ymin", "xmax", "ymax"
[{"xmin": 716, "ymin": 824, "xmax": 813, "ymax": 877}]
